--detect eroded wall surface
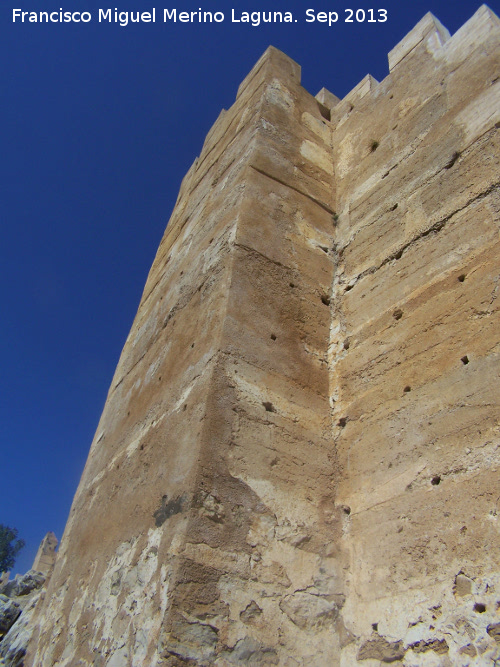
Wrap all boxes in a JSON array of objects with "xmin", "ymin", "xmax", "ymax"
[
  {"xmin": 27, "ymin": 48, "xmax": 343, "ymax": 666},
  {"xmin": 25, "ymin": 6, "xmax": 500, "ymax": 666},
  {"xmin": 328, "ymin": 7, "xmax": 500, "ymax": 665}
]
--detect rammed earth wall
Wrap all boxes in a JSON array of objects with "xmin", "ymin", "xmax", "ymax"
[{"xmin": 23, "ymin": 6, "xmax": 500, "ymax": 666}]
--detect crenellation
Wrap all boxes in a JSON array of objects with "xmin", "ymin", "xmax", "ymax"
[
  {"xmin": 441, "ymin": 4, "xmax": 500, "ymax": 63},
  {"xmin": 342, "ymin": 73, "xmax": 379, "ymax": 105},
  {"xmin": 235, "ymin": 45, "xmax": 301, "ymax": 100},
  {"xmin": 388, "ymin": 11, "xmax": 450, "ymax": 71},
  {"xmin": 315, "ymin": 87, "xmax": 340, "ymax": 109}
]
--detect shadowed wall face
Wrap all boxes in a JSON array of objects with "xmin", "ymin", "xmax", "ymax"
[{"xmin": 24, "ymin": 6, "xmax": 500, "ymax": 666}]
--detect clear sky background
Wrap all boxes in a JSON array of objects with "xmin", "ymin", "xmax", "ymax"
[{"xmin": 2, "ymin": 0, "xmax": 498, "ymax": 575}]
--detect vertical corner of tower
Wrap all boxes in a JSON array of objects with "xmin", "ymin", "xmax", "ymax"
[{"xmin": 236, "ymin": 45, "xmax": 301, "ymax": 101}]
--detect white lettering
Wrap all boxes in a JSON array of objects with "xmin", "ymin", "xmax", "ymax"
[
  {"xmin": 99, "ymin": 8, "xmax": 111, "ymax": 22},
  {"xmin": 98, "ymin": 8, "xmax": 153, "ymax": 25},
  {"xmin": 233, "ymin": 10, "xmax": 293, "ymax": 26},
  {"xmin": 306, "ymin": 9, "xmax": 338, "ymax": 25}
]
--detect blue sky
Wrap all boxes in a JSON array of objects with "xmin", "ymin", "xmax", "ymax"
[{"xmin": 2, "ymin": 0, "xmax": 497, "ymax": 575}]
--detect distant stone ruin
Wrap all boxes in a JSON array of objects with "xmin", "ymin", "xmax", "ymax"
[{"xmin": 31, "ymin": 532, "xmax": 57, "ymax": 576}]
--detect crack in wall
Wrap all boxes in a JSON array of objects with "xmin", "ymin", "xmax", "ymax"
[
  {"xmin": 340, "ymin": 181, "xmax": 500, "ymax": 292},
  {"xmin": 250, "ymin": 164, "xmax": 335, "ymax": 215}
]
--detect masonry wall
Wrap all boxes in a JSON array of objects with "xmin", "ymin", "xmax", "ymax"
[
  {"xmin": 326, "ymin": 7, "xmax": 500, "ymax": 664},
  {"xmin": 27, "ymin": 48, "xmax": 343, "ymax": 666},
  {"xmin": 25, "ymin": 6, "xmax": 500, "ymax": 667}
]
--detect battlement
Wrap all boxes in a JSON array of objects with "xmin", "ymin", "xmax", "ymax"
[
  {"xmin": 317, "ymin": 5, "xmax": 499, "ymax": 114},
  {"xmin": 388, "ymin": 11, "xmax": 450, "ymax": 71}
]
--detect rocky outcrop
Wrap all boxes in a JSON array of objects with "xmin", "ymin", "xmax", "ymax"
[
  {"xmin": 1, "ymin": 572, "xmax": 45, "ymax": 600},
  {"xmin": 0, "ymin": 597, "xmax": 21, "ymax": 636},
  {"xmin": 0, "ymin": 571, "xmax": 46, "ymax": 666}
]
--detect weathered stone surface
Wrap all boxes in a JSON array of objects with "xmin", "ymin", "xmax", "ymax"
[
  {"xmin": 0, "ymin": 568, "xmax": 47, "ymax": 667},
  {"xmin": 487, "ymin": 623, "xmax": 500, "ymax": 642},
  {"xmin": 0, "ymin": 596, "xmax": 21, "ymax": 636},
  {"xmin": 408, "ymin": 638, "xmax": 449, "ymax": 654},
  {"xmin": 20, "ymin": 6, "xmax": 500, "ymax": 666},
  {"xmin": 219, "ymin": 637, "xmax": 278, "ymax": 665},
  {"xmin": 6, "ymin": 572, "xmax": 45, "ymax": 599},
  {"xmin": 0, "ymin": 568, "xmax": 50, "ymax": 666},
  {"xmin": 454, "ymin": 573, "xmax": 473, "ymax": 597},
  {"xmin": 330, "ymin": 6, "xmax": 500, "ymax": 664},
  {"xmin": 31, "ymin": 532, "xmax": 57, "ymax": 576},
  {"xmin": 0, "ymin": 591, "xmax": 42, "ymax": 667},
  {"xmin": 279, "ymin": 590, "xmax": 339, "ymax": 630},
  {"xmin": 239, "ymin": 600, "xmax": 262, "ymax": 624},
  {"xmin": 357, "ymin": 634, "xmax": 405, "ymax": 662}
]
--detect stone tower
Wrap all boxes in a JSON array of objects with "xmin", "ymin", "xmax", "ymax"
[
  {"xmin": 26, "ymin": 6, "xmax": 500, "ymax": 665},
  {"xmin": 32, "ymin": 532, "xmax": 58, "ymax": 576}
]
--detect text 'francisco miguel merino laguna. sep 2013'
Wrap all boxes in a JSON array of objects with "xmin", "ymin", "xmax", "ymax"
[{"xmin": 12, "ymin": 8, "xmax": 389, "ymax": 27}]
